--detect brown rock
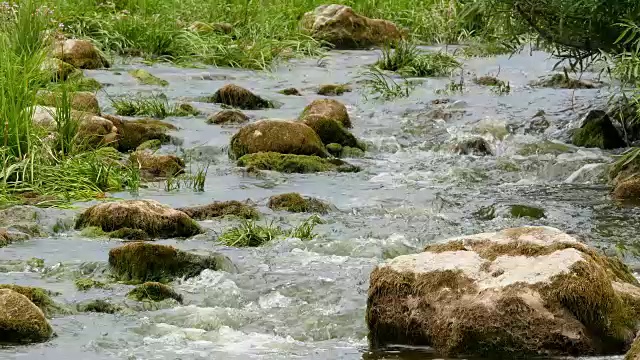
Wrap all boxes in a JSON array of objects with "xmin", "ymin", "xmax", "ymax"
[
  {"xmin": 300, "ymin": 98, "xmax": 351, "ymax": 128},
  {"xmin": 130, "ymin": 151, "xmax": 185, "ymax": 179},
  {"xmin": 206, "ymin": 110, "xmax": 249, "ymax": 125},
  {"xmin": 52, "ymin": 39, "xmax": 109, "ymax": 69},
  {"xmin": 207, "ymin": 84, "xmax": 273, "ymax": 110},
  {"xmin": 0, "ymin": 289, "xmax": 53, "ymax": 344}
]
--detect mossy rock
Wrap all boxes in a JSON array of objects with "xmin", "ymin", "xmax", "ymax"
[
  {"xmin": 74, "ymin": 77, "xmax": 103, "ymax": 91},
  {"xmin": 127, "ymin": 282, "xmax": 183, "ymax": 303},
  {"xmin": 341, "ymin": 146, "xmax": 365, "ymax": 158},
  {"xmin": 518, "ymin": 140, "xmax": 573, "ymax": 156},
  {"xmin": 129, "ymin": 151, "xmax": 185, "ymax": 179},
  {"xmin": 0, "ymin": 289, "xmax": 53, "ymax": 345},
  {"xmin": 176, "ymin": 201, "xmax": 259, "ymax": 220},
  {"xmin": 268, "ymin": 193, "xmax": 330, "ymax": 214},
  {"xmin": 326, "ymin": 143, "xmax": 343, "ymax": 156},
  {"xmin": 474, "ymin": 204, "xmax": 545, "ymax": 220},
  {"xmin": 109, "ymin": 228, "xmax": 150, "ymax": 241},
  {"xmin": 0, "ymin": 284, "xmax": 61, "ymax": 318},
  {"xmin": 302, "ymin": 115, "xmax": 363, "ymax": 150},
  {"xmin": 474, "ymin": 76, "xmax": 505, "ymax": 87},
  {"xmin": 367, "ymin": 226, "xmax": 640, "ymax": 357},
  {"xmin": 317, "ymin": 84, "xmax": 351, "ymax": 96},
  {"xmin": 452, "ymin": 137, "xmax": 492, "ymax": 156},
  {"xmin": 300, "ymin": 98, "xmax": 351, "ymax": 128},
  {"xmin": 52, "ymin": 39, "xmax": 109, "ymax": 69},
  {"xmin": 206, "ymin": 84, "xmax": 273, "ymax": 110},
  {"xmin": 229, "ymin": 120, "xmax": 328, "ymax": 159},
  {"xmin": 104, "ymin": 115, "xmax": 174, "ymax": 153},
  {"xmin": 77, "ymin": 299, "xmax": 121, "ymax": 314},
  {"xmin": 509, "ymin": 205, "xmax": 546, "ymax": 219},
  {"xmin": 237, "ymin": 152, "xmax": 360, "ymax": 173},
  {"xmin": 36, "ymin": 90, "xmax": 101, "ymax": 115},
  {"xmin": 279, "ymin": 88, "xmax": 302, "ymax": 96},
  {"xmin": 75, "ymin": 199, "xmax": 202, "ymax": 239},
  {"xmin": 128, "ymin": 69, "xmax": 168, "ymax": 86},
  {"xmin": 613, "ymin": 178, "xmax": 640, "ymax": 202},
  {"xmin": 572, "ymin": 110, "xmax": 625, "ymax": 150},
  {"xmin": 80, "ymin": 226, "xmax": 107, "ymax": 238},
  {"xmin": 75, "ymin": 278, "xmax": 108, "ymax": 291},
  {"xmin": 206, "ymin": 110, "xmax": 249, "ymax": 125},
  {"xmin": 136, "ymin": 139, "xmax": 162, "ymax": 151},
  {"xmin": 0, "ymin": 228, "xmax": 29, "ymax": 248},
  {"xmin": 175, "ymin": 103, "xmax": 199, "ymax": 116},
  {"xmin": 41, "ymin": 58, "xmax": 76, "ymax": 82},
  {"xmin": 533, "ymin": 73, "xmax": 600, "ymax": 89},
  {"xmin": 626, "ymin": 335, "xmax": 640, "ymax": 360},
  {"xmin": 108, "ymin": 242, "xmax": 234, "ymax": 283}
]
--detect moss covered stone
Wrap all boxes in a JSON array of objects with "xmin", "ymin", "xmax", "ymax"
[
  {"xmin": 128, "ymin": 69, "xmax": 169, "ymax": 86},
  {"xmin": 341, "ymin": 146, "xmax": 365, "ymax": 158},
  {"xmin": 626, "ymin": 335, "xmax": 640, "ymax": 359},
  {"xmin": 300, "ymin": 98, "xmax": 351, "ymax": 128},
  {"xmin": 229, "ymin": 120, "xmax": 328, "ymax": 159},
  {"xmin": 136, "ymin": 139, "xmax": 162, "ymax": 151},
  {"xmin": 301, "ymin": 5, "xmax": 405, "ymax": 49},
  {"xmin": 108, "ymin": 242, "xmax": 234, "ymax": 283},
  {"xmin": 77, "ymin": 299, "xmax": 121, "ymax": 314},
  {"xmin": 206, "ymin": 84, "xmax": 273, "ymax": 110},
  {"xmin": 75, "ymin": 199, "xmax": 202, "ymax": 239},
  {"xmin": 175, "ymin": 103, "xmax": 199, "ymax": 116},
  {"xmin": 474, "ymin": 76, "xmax": 505, "ymax": 86},
  {"xmin": 302, "ymin": 115, "xmax": 363, "ymax": 149},
  {"xmin": 0, "ymin": 285, "xmax": 61, "ymax": 318},
  {"xmin": 452, "ymin": 137, "xmax": 492, "ymax": 156},
  {"xmin": 367, "ymin": 226, "xmax": 640, "ymax": 357},
  {"xmin": 75, "ymin": 278, "xmax": 107, "ymax": 291},
  {"xmin": 176, "ymin": 201, "xmax": 259, "ymax": 220},
  {"xmin": 572, "ymin": 110, "xmax": 625, "ymax": 150},
  {"xmin": 206, "ymin": 109, "xmax": 249, "ymax": 125},
  {"xmin": 127, "ymin": 282, "xmax": 183, "ymax": 303},
  {"xmin": 534, "ymin": 73, "xmax": 600, "ymax": 89},
  {"xmin": 613, "ymin": 178, "xmax": 640, "ymax": 201},
  {"xmin": 237, "ymin": 152, "xmax": 360, "ymax": 173},
  {"xmin": 279, "ymin": 88, "xmax": 302, "ymax": 96},
  {"xmin": 509, "ymin": 205, "xmax": 546, "ymax": 219},
  {"xmin": 36, "ymin": 90, "xmax": 101, "ymax": 114},
  {"xmin": 109, "ymin": 228, "xmax": 150, "ymax": 241},
  {"xmin": 129, "ymin": 151, "xmax": 185, "ymax": 179},
  {"xmin": 268, "ymin": 193, "xmax": 330, "ymax": 213},
  {"xmin": 104, "ymin": 115, "xmax": 175, "ymax": 153},
  {"xmin": 41, "ymin": 58, "xmax": 76, "ymax": 82},
  {"xmin": 52, "ymin": 39, "xmax": 109, "ymax": 69},
  {"xmin": 326, "ymin": 143, "xmax": 343, "ymax": 156},
  {"xmin": 317, "ymin": 84, "xmax": 351, "ymax": 96},
  {"xmin": 0, "ymin": 289, "xmax": 53, "ymax": 345},
  {"xmin": 518, "ymin": 140, "xmax": 573, "ymax": 156}
]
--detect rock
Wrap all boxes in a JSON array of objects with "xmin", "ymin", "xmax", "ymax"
[
  {"xmin": 206, "ymin": 84, "xmax": 273, "ymax": 110},
  {"xmin": 75, "ymin": 200, "xmax": 202, "ymax": 239},
  {"xmin": 36, "ymin": 90, "xmax": 100, "ymax": 114},
  {"xmin": 108, "ymin": 228, "xmax": 150, "ymax": 241},
  {"xmin": 533, "ymin": 73, "xmax": 600, "ymax": 89},
  {"xmin": 279, "ymin": 88, "xmax": 302, "ymax": 96},
  {"xmin": 237, "ymin": 152, "xmax": 360, "ymax": 173},
  {"xmin": 572, "ymin": 110, "xmax": 625, "ymax": 149},
  {"xmin": 128, "ymin": 69, "xmax": 168, "ymax": 86},
  {"xmin": 0, "ymin": 206, "xmax": 74, "ymax": 237},
  {"xmin": 302, "ymin": 115, "xmax": 362, "ymax": 150},
  {"xmin": 77, "ymin": 299, "xmax": 121, "ymax": 314},
  {"xmin": 31, "ymin": 106, "xmax": 118, "ymax": 148},
  {"xmin": 317, "ymin": 84, "xmax": 351, "ymax": 96},
  {"xmin": 136, "ymin": 139, "xmax": 162, "ymax": 151},
  {"xmin": 0, "ymin": 289, "xmax": 53, "ymax": 344},
  {"xmin": 127, "ymin": 282, "xmax": 183, "ymax": 303},
  {"xmin": 176, "ymin": 201, "xmax": 259, "ymax": 220},
  {"xmin": 518, "ymin": 140, "xmax": 573, "ymax": 156},
  {"xmin": 52, "ymin": 39, "xmax": 109, "ymax": 69},
  {"xmin": 474, "ymin": 204, "xmax": 546, "ymax": 220},
  {"xmin": 326, "ymin": 143, "xmax": 343, "ymax": 156},
  {"xmin": 0, "ymin": 228, "xmax": 29, "ymax": 248},
  {"xmin": 74, "ymin": 278, "xmax": 107, "ymax": 291},
  {"xmin": 40, "ymin": 58, "xmax": 76, "ymax": 82},
  {"xmin": 109, "ymin": 242, "xmax": 234, "ymax": 282},
  {"xmin": 104, "ymin": 116, "xmax": 174, "ymax": 152},
  {"xmin": 268, "ymin": 193, "xmax": 330, "ymax": 213},
  {"xmin": 524, "ymin": 110, "xmax": 550, "ymax": 135},
  {"xmin": 613, "ymin": 178, "xmax": 640, "ymax": 201},
  {"xmin": 188, "ymin": 21, "xmax": 233, "ymax": 34},
  {"xmin": 206, "ymin": 109, "xmax": 249, "ymax": 125},
  {"xmin": 626, "ymin": 335, "xmax": 640, "ymax": 359},
  {"xmin": 300, "ymin": 98, "xmax": 351, "ymax": 128},
  {"xmin": 474, "ymin": 76, "xmax": 504, "ymax": 86},
  {"xmin": 175, "ymin": 103, "xmax": 199, "ymax": 116},
  {"xmin": 301, "ymin": 4, "xmax": 404, "ymax": 49},
  {"xmin": 367, "ymin": 226, "xmax": 640, "ymax": 357},
  {"xmin": 129, "ymin": 151, "xmax": 185, "ymax": 179},
  {"xmin": 509, "ymin": 204, "xmax": 546, "ymax": 219},
  {"xmin": 341, "ymin": 146, "xmax": 365, "ymax": 158},
  {"xmin": 229, "ymin": 120, "xmax": 328, "ymax": 159},
  {"xmin": 452, "ymin": 137, "xmax": 492, "ymax": 156},
  {"xmin": 0, "ymin": 285, "xmax": 61, "ymax": 317}
]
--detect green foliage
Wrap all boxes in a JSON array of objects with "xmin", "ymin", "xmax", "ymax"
[
  {"xmin": 111, "ymin": 93, "xmax": 186, "ymax": 118},
  {"xmin": 611, "ymin": 147, "xmax": 640, "ymax": 182},
  {"xmin": 218, "ymin": 219, "xmax": 282, "ymax": 247},
  {"xmin": 376, "ymin": 42, "xmax": 461, "ymax": 77},
  {"xmin": 164, "ymin": 162, "xmax": 209, "ymax": 192},
  {"xmin": 288, "ymin": 214, "xmax": 322, "ymax": 240},
  {"xmin": 74, "ymin": 277, "xmax": 108, "ymax": 291},
  {"xmin": 361, "ymin": 68, "xmax": 414, "ymax": 101}
]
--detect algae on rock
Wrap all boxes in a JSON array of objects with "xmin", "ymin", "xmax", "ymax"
[
  {"xmin": 176, "ymin": 200, "xmax": 259, "ymax": 220},
  {"xmin": 128, "ymin": 69, "xmax": 169, "ymax": 86},
  {"xmin": 206, "ymin": 84, "xmax": 273, "ymax": 110},
  {"xmin": 237, "ymin": 152, "xmax": 360, "ymax": 173},
  {"xmin": 0, "ymin": 289, "xmax": 53, "ymax": 345},
  {"xmin": 268, "ymin": 193, "xmax": 330, "ymax": 213},
  {"xmin": 128, "ymin": 282, "xmax": 183, "ymax": 303}
]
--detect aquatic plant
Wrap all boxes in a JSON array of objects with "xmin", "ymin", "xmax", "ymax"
[
  {"xmin": 218, "ymin": 219, "xmax": 283, "ymax": 247},
  {"xmin": 376, "ymin": 41, "xmax": 461, "ymax": 77},
  {"xmin": 288, "ymin": 215, "xmax": 323, "ymax": 240},
  {"xmin": 111, "ymin": 93, "xmax": 182, "ymax": 118},
  {"xmin": 361, "ymin": 68, "xmax": 414, "ymax": 100}
]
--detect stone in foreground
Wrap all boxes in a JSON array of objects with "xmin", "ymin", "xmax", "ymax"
[
  {"xmin": 0, "ymin": 289, "xmax": 53, "ymax": 344},
  {"xmin": 52, "ymin": 39, "xmax": 109, "ymax": 69},
  {"xmin": 109, "ymin": 242, "xmax": 235, "ymax": 283},
  {"xmin": 367, "ymin": 226, "xmax": 640, "ymax": 357},
  {"xmin": 75, "ymin": 200, "xmax": 201, "ymax": 239},
  {"xmin": 301, "ymin": 4, "xmax": 404, "ymax": 49}
]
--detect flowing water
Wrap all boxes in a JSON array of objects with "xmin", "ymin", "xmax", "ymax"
[{"xmin": 1, "ymin": 47, "xmax": 638, "ymax": 359}]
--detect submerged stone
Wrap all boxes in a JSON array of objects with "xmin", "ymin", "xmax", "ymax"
[
  {"xmin": 267, "ymin": 193, "xmax": 330, "ymax": 214},
  {"xmin": 317, "ymin": 84, "xmax": 351, "ymax": 96},
  {"xmin": 279, "ymin": 88, "xmax": 302, "ymax": 96},
  {"xmin": 237, "ymin": 152, "xmax": 360, "ymax": 173},
  {"xmin": 0, "ymin": 289, "xmax": 53, "ymax": 345},
  {"xmin": 127, "ymin": 282, "xmax": 183, "ymax": 303},
  {"xmin": 367, "ymin": 226, "xmax": 640, "ymax": 357},
  {"xmin": 104, "ymin": 116, "xmax": 175, "ymax": 153},
  {"xmin": 176, "ymin": 201, "xmax": 259, "ymax": 220},
  {"xmin": 229, "ymin": 120, "xmax": 328, "ymax": 159},
  {"xmin": 509, "ymin": 205, "xmax": 546, "ymax": 219},
  {"xmin": 301, "ymin": 4, "xmax": 405, "ymax": 49},
  {"xmin": 74, "ymin": 278, "xmax": 108, "ymax": 291},
  {"xmin": 518, "ymin": 140, "xmax": 573, "ymax": 156},
  {"xmin": 533, "ymin": 73, "xmax": 600, "ymax": 89},
  {"xmin": 300, "ymin": 98, "xmax": 351, "ymax": 128},
  {"xmin": 302, "ymin": 115, "xmax": 362, "ymax": 149},
  {"xmin": 206, "ymin": 109, "xmax": 249, "ymax": 125},
  {"xmin": 52, "ymin": 39, "xmax": 109, "ymax": 69},
  {"xmin": 452, "ymin": 137, "xmax": 492, "ymax": 156},
  {"xmin": 572, "ymin": 110, "xmax": 625, "ymax": 150},
  {"xmin": 128, "ymin": 69, "xmax": 168, "ymax": 86},
  {"xmin": 77, "ymin": 299, "xmax": 121, "ymax": 314},
  {"xmin": 75, "ymin": 199, "xmax": 202, "ymax": 239},
  {"xmin": 207, "ymin": 84, "xmax": 273, "ymax": 110},
  {"xmin": 108, "ymin": 242, "xmax": 234, "ymax": 283}
]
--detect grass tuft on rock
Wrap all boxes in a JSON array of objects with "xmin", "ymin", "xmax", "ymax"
[
  {"xmin": 219, "ymin": 220, "xmax": 282, "ymax": 247},
  {"xmin": 127, "ymin": 282, "xmax": 183, "ymax": 303},
  {"xmin": 177, "ymin": 201, "xmax": 259, "ymax": 220},
  {"xmin": 376, "ymin": 41, "xmax": 461, "ymax": 77}
]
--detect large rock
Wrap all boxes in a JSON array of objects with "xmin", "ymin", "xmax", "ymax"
[
  {"xmin": 176, "ymin": 201, "xmax": 259, "ymax": 220},
  {"xmin": 572, "ymin": 110, "xmax": 625, "ymax": 149},
  {"xmin": 75, "ymin": 200, "xmax": 202, "ymax": 239},
  {"xmin": 129, "ymin": 151, "xmax": 185, "ymax": 179},
  {"xmin": 40, "ymin": 58, "xmax": 76, "ymax": 82},
  {"xmin": 206, "ymin": 84, "xmax": 273, "ymax": 110},
  {"xmin": 300, "ymin": 4, "xmax": 404, "ymax": 49},
  {"xmin": 300, "ymin": 99, "xmax": 351, "ymax": 128},
  {"xmin": 32, "ymin": 106, "xmax": 117, "ymax": 147},
  {"xmin": 206, "ymin": 109, "xmax": 249, "ymax": 125},
  {"xmin": 229, "ymin": 120, "xmax": 328, "ymax": 159},
  {"xmin": 0, "ymin": 289, "xmax": 53, "ymax": 344},
  {"xmin": 36, "ymin": 90, "xmax": 100, "ymax": 114},
  {"xmin": 103, "ymin": 116, "xmax": 174, "ymax": 153},
  {"xmin": 268, "ymin": 193, "xmax": 330, "ymax": 213},
  {"xmin": 301, "ymin": 115, "xmax": 362, "ymax": 149},
  {"xmin": 109, "ymin": 242, "xmax": 235, "ymax": 283},
  {"xmin": 52, "ymin": 39, "xmax": 109, "ymax": 69},
  {"xmin": 367, "ymin": 226, "xmax": 640, "ymax": 357},
  {"xmin": 0, "ymin": 284, "xmax": 62, "ymax": 317}
]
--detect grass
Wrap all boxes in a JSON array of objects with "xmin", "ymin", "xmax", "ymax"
[
  {"xmin": 361, "ymin": 68, "xmax": 414, "ymax": 101},
  {"xmin": 376, "ymin": 41, "xmax": 461, "ymax": 77},
  {"xmin": 164, "ymin": 162, "xmax": 209, "ymax": 191},
  {"xmin": 218, "ymin": 215, "xmax": 322, "ymax": 247},
  {"xmin": 111, "ymin": 93, "xmax": 191, "ymax": 118}
]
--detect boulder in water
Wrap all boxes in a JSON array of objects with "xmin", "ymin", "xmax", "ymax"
[
  {"xmin": 176, "ymin": 201, "xmax": 259, "ymax": 220},
  {"xmin": 129, "ymin": 151, "xmax": 185, "ymax": 179},
  {"xmin": 268, "ymin": 193, "xmax": 330, "ymax": 213},
  {"xmin": 52, "ymin": 39, "xmax": 109, "ymax": 69},
  {"xmin": 572, "ymin": 110, "xmax": 625, "ymax": 149},
  {"xmin": 300, "ymin": 4, "xmax": 405, "ymax": 49},
  {"xmin": 367, "ymin": 226, "xmax": 640, "ymax": 357},
  {"xmin": 317, "ymin": 84, "xmax": 351, "ymax": 96},
  {"xmin": 104, "ymin": 116, "xmax": 175, "ymax": 153},
  {"xmin": 206, "ymin": 109, "xmax": 249, "ymax": 125},
  {"xmin": 452, "ymin": 137, "xmax": 492, "ymax": 156},
  {"xmin": 302, "ymin": 115, "xmax": 362, "ymax": 149},
  {"xmin": 300, "ymin": 98, "xmax": 351, "ymax": 128},
  {"xmin": 206, "ymin": 84, "xmax": 273, "ymax": 110},
  {"xmin": 128, "ymin": 282, "xmax": 183, "ymax": 303},
  {"xmin": 0, "ymin": 289, "xmax": 53, "ymax": 344},
  {"xmin": 237, "ymin": 152, "xmax": 359, "ymax": 173},
  {"xmin": 278, "ymin": 88, "xmax": 302, "ymax": 96}
]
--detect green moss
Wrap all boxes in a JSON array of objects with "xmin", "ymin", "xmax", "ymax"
[
  {"xmin": 268, "ymin": 193, "xmax": 330, "ymax": 213},
  {"xmin": 326, "ymin": 143, "xmax": 343, "ymax": 156},
  {"xmin": 174, "ymin": 103, "xmax": 200, "ymax": 116},
  {"xmin": 108, "ymin": 242, "xmax": 232, "ymax": 283},
  {"xmin": 26, "ymin": 258, "xmax": 44, "ymax": 269},
  {"xmin": 74, "ymin": 77, "xmax": 103, "ymax": 91},
  {"xmin": 0, "ymin": 285, "xmax": 62, "ymax": 317},
  {"xmin": 77, "ymin": 299, "xmax": 121, "ymax": 314},
  {"xmin": 317, "ymin": 84, "xmax": 351, "ymax": 96},
  {"xmin": 127, "ymin": 282, "xmax": 183, "ymax": 303},
  {"xmin": 303, "ymin": 115, "xmax": 362, "ymax": 149},
  {"xmin": 474, "ymin": 205, "xmax": 496, "ymax": 220},
  {"xmin": 80, "ymin": 226, "xmax": 108, "ymax": 238},
  {"xmin": 74, "ymin": 278, "xmax": 108, "ymax": 291},
  {"xmin": 108, "ymin": 228, "xmax": 150, "ymax": 240},
  {"xmin": 128, "ymin": 69, "xmax": 169, "ymax": 86},
  {"xmin": 136, "ymin": 139, "xmax": 162, "ymax": 151},
  {"xmin": 279, "ymin": 88, "xmax": 301, "ymax": 96},
  {"xmin": 572, "ymin": 114, "xmax": 625, "ymax": 150},
  {"xmin": 341, "ymin": 146, "xmax": 365, "ymax": 158},
  {"xmin": 218, "ymin": 220, "xmax": 282, "ymax": 247},
  {"xmin": 176, "ymin": 201, "xmax": 260, "ymax": 220},
  {"xmin": 517, "ymin": 141, "xmax": 572, "ymax": 156},
  {"xmin": 509, "ymin": 205, "xmax": 545, "ymax": 219},
  {"xmin": 474, "ymin": 76, "xmax": 505, "ymax": 86},
  {"xmin": 206, "ymin": 109, "xmax": 249, "ymax": 125},
  {"xmin": 237, "ymin": 152, "xmax": 360, "ymax": 173}
]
